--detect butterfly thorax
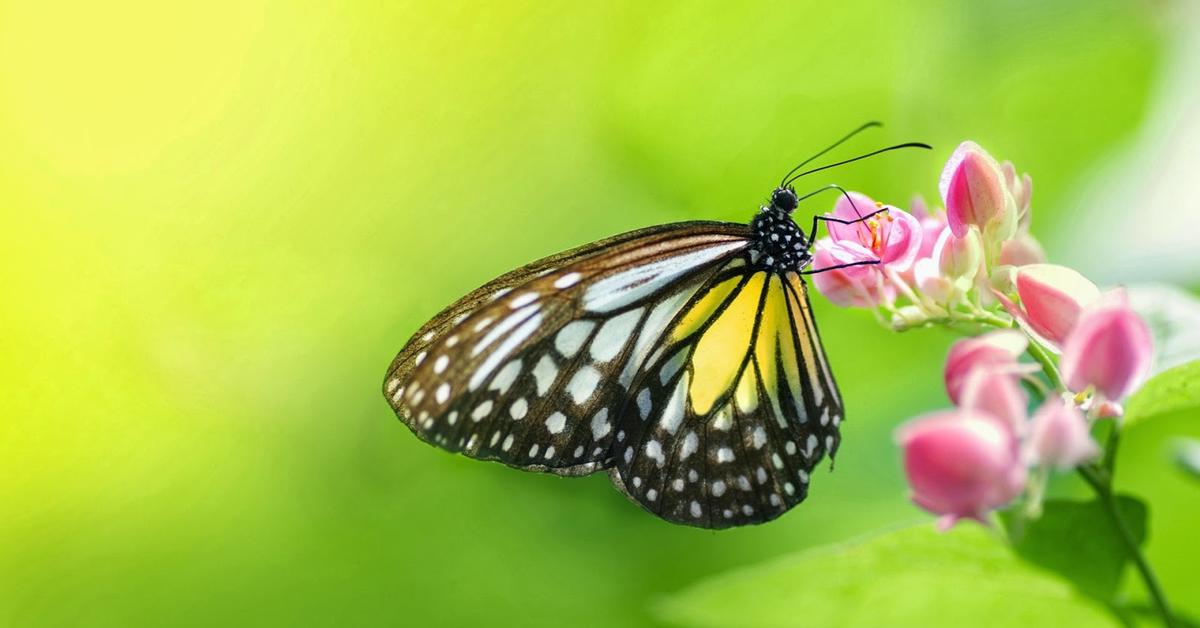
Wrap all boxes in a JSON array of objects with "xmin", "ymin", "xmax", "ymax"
[{"xmin": 749, "ymin": 206, "xmax": 812, "ymax": 273}]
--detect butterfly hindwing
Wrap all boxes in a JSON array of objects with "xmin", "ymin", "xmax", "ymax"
[
  {"xmin": 383, "ymin": 222, "xmax": 752, "ymax": 476},
  {"xmin": 610, "ymin": 267, "xmax": 844, "ymax": 528}
]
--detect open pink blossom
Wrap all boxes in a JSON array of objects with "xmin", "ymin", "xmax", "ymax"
[
  {"xmin": 999, "ymin": 264, "xmax": 1100, "ymax": 348},
  {"xmin": 810, "ymin": 240, "xmax": 894, "ymax": 307},
  {"xmin": 943, "ymin": 330, "xmax": 1028, "ymax": 405},
  {"xmin": 1061, "ymin": 290, "xmax": 1153, "ymax": 400},
  {"xmin": 939, "ymin": 142, "xmax": 1011, "ymax": 239},
  {"xmin": 823, "ymin": 192, "xmax": 922, "ymax": 271},
  {"xmin": 1025, "ymin": 397, "xmax": 1099, "ymax": 470},
  {"xmin": 910, "ymin": 195, "xmax": 948, "ymax": 260},
  {"xmin": 897, "ymin": 409, "xmax": 1026, "ymax": 530}
]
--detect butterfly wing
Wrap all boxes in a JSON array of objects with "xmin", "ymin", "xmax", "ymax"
[
  {"xmin": 383, "ymin": 221, "xmax": 752, "ymax": 476},
  {"xmin": 610, "ymin": 268, "xmax": 844, "ymax": 528}
]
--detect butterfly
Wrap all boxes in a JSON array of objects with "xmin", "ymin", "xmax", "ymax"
[{"xmin": 383, "ymin": 123, "xmax": 930, "ymax": 528}]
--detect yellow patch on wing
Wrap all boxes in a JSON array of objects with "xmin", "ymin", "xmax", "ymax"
[
  {"xmin": 672, "ymin": 275, "xmax": 741, "ymax": 341},
  {"xmin": 735, "ymin": 365, "xmax": 759, "ymax": 413},
  {"xmin": 688, "ymin": 273, "xmax": 765, "ymax": 415}
]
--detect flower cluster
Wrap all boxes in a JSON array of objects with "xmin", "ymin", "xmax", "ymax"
[{"xmin": 812, "ymin": 141, "xmax": 1154, "ymax": 528}]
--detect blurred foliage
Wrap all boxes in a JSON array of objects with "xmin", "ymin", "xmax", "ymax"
[
  {"xmin": 1002, "ymin": 497, "xmax": 1147, "ymax": 604},
  {"xmin": 0, "ymin": 0, "xmax": 1193, "ymax": 627},
  {"xmin": 1124, "ymin": 361, "xmax": 1200, "ymax": 427},
  {"xmin": 656, "ymin": 525, "xmax": 1117, "ymax": 628}
]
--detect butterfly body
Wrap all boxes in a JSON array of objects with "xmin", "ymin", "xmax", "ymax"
[{"xmin": 383, "ymin": 185, "xmax": 849, "ymax": 529}]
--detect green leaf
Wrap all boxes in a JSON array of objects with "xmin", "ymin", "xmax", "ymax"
[
  {"xmin": 1002, "ymin": 496, "xmax": 1147, "ymax": 603},
  {"xmin": 1173, "ymin": 438, "xmax": 1200, "ymax": 481},
  {"xmin": 654, "ymin": 524, "xmax": 1117, "ymax": 628},
  {"xmin": 1124, "ymin": 360, "xmax": 1200, "ymax": 427}
]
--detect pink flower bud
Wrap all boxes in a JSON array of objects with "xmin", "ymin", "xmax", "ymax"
[
  {"xmin": 825, "ymin": 193, "xmax": 922, "ymax": 271},
  {"xmin": 934, "ymin": 226, "xmax": 983, "ymax": 281},
  {"xmin": 1002, "ymin": 160, "xmax": 1033, "ymax": 230},
  {"xmin": 944, "ymin": 330, "xmax": 1028, "ymax": 405},
  {"xmin": 810, "ymin": 240, "xmax": 893, "ymax": 308},
  {"xmin": 940, "ymin": 142, "xmax": 1010, "ymax": 239},
  {"xmin": 1061, "ymin": 290, "xmax": 1153, "ymax": 400},
  {"xmin": 960, "ymin": 366, "xmax": 1030, "ymax": 435},
  {"xmin": 897, "ymin": 410, "xmax": 1026, "ymax": 530},
  {"xmin": 1025, "ymin": 397, "xmax": 1099, "ymax": 470},
  {"xmin": 998, "ymin": 232, "xmax": 1046, "ymax": 267},
  {"xmin": 1011, "ymin": 264, "xmax": 1100, "ymax": 347},
  {"xmin": 914, "ymin": 257, "xmax": 956, "ymax": 303}
]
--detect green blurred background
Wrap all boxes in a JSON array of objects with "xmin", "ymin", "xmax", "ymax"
[{"xmin": 3, "ymin": 1, "xmax": 1197, "ymax": 626}]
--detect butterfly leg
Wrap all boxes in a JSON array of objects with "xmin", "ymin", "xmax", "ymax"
[
  {"xmin": 799, "ymin": 259, "xmax": 880, "ymax": 275},
  {"xmin": 795, "ymin": 184, "xmax": 890, "ymax": 239}
]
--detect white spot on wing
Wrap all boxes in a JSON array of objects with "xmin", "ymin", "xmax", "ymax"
[
  {"xmin": 590, "ymin": 408, "xmax": 611, "ymax": 440},
  {"xmin": 472, "ymin": 303, "xmax": 538, "ymax": 357},
  {"xmin": 645, "ymin": 440, "xmax": 665, "ymax": 466},
  {"xmin": 509, "ymin": 397, "xmax": 528, "ymax": 420},
  {"xmin": 659, "ymin": 371, "xmax": 688, "ymax": 434},
  {"xmin": 711, "ymin": 405, "xmax": 732, "ymax": 431},
  {"xmin": 583, "ymin": 241, "xmax": 745, "ymax": 312},
  {"xmin": 589, "ymin": 308, "xmax": 643, "ymax": 363},
  {"xmin": 636, "ymin": 388, "xmax": 652, "ymax": 419},
  {"xmin": 568, "ymin": 365, "xmax": 602, "ymax": 405},
  {"xmin": 680, "ymin": 431, "xmax": 699, "ymax": 460},
  {"xmin": 555, "ymin": 320, "xmax": 594, "ymax": 358},
  {"xmin": 716, "ymin": 447, "xmax": 735, "ymax": 463},
  {"xmin": 533, "ymin": 355, "xmax": 558, "ymax": 396},
  {"xmin": 469, "ymin": 309, "xmax": 541, "ymax": 391},
  {"xmin": 751, "ymin": 426, "xmax": 767, "ymax": 449},
  {"xmin": 545, "ymin": 412, "xmax": 567, "ymax": 434},
  {"xmin": 488, "ymin": 359, "xmax": 523, "ymax": 395},
  {"xmin": 554, "ymin": 272, "xmax": 581, "ymax": 289},
  {"xmin": 510, "ymin": 292, "xmax": 538, "ymax": 309},
  {"xmin": 472, "ymin": 400, "xmax": 493, "ymax": 421}
]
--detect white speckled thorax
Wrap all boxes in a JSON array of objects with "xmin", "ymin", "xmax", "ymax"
[{"xmin": 749, "ymin": 207, "xmax": 812, "ymax": 273}]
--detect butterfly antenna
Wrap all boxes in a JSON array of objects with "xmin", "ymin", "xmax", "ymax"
[
  {"xmin": 784, "ymin": 142, "xmax": 932, "ymax": 187},
  {"xmin": 778, "ymin": 121, "xmax": 883, "ymax": 187}
]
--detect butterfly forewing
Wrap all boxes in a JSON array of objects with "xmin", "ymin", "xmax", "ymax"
[
  {"xmin": 609, "ymin": 268, "xmax": 844, "ymax": 528},
  {"xmin": 384, "ymin": 222, "xmax": 751, "ymax": 475}
]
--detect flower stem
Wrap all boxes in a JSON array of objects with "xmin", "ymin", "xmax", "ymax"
[
  {"xmin": 1023, "ymin": 336, "xmax": 1066, "ymax": 392},
  {"xmin": 1078, "ymin": 465, "xmax": 1176, "ymax": 627}
]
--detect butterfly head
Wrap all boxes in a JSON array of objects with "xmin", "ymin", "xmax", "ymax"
[{"xmin": 770, "ymin": 186, "xmax": 800, "ymax": 213}]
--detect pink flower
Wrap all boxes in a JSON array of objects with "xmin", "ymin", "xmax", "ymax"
[
  {"xmin": 1025, "ymin": 397, "xmax": 1099, "ymax": 470},
  {"xmin": 1001, "ymin": 264, "xmax": 1100, "ymax": 348},
  {"xmin": 998, "ymin": 233, "xmax": 1046, "ymax": 267},
  {"xmin": 939, "ymin": 142, "xmax": 1011, "ymax": 239},
  {"xmin": 824, "ymin": 192, "xmax": 922, "ymax": 271},
  {"xmin": 935, "ymin": 226, "xmax": 983, "ymax": 282},
  {"xmin": 1002, "ymin": 160, "xmax": 1033, "ymax": 230},
  {"xmin": 960, "ymin": 366, "xmax": 1030, "ymax": 436},
  {"xmin": 1061, "ymin": 290, "xmax": 1153, "ymax": 401},
  {"xmin": 943, "ymin": 330, "xmax": 1028, "ymax": 405},
  {"xmin": 810, "ymin": 240, "xmax": 894, "ymax": 307},
  {"xmin": 897, "ymin": 409, "xmax": 1026, "ymax": 530},
  {"xmin": 910, "ymin": 195, "xmax": 949, "ymax": 261}
]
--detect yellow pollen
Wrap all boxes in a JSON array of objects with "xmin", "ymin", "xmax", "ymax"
[{"xmin": 867, "ymin": 219, "xmax": 881, "ymax": 250}]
